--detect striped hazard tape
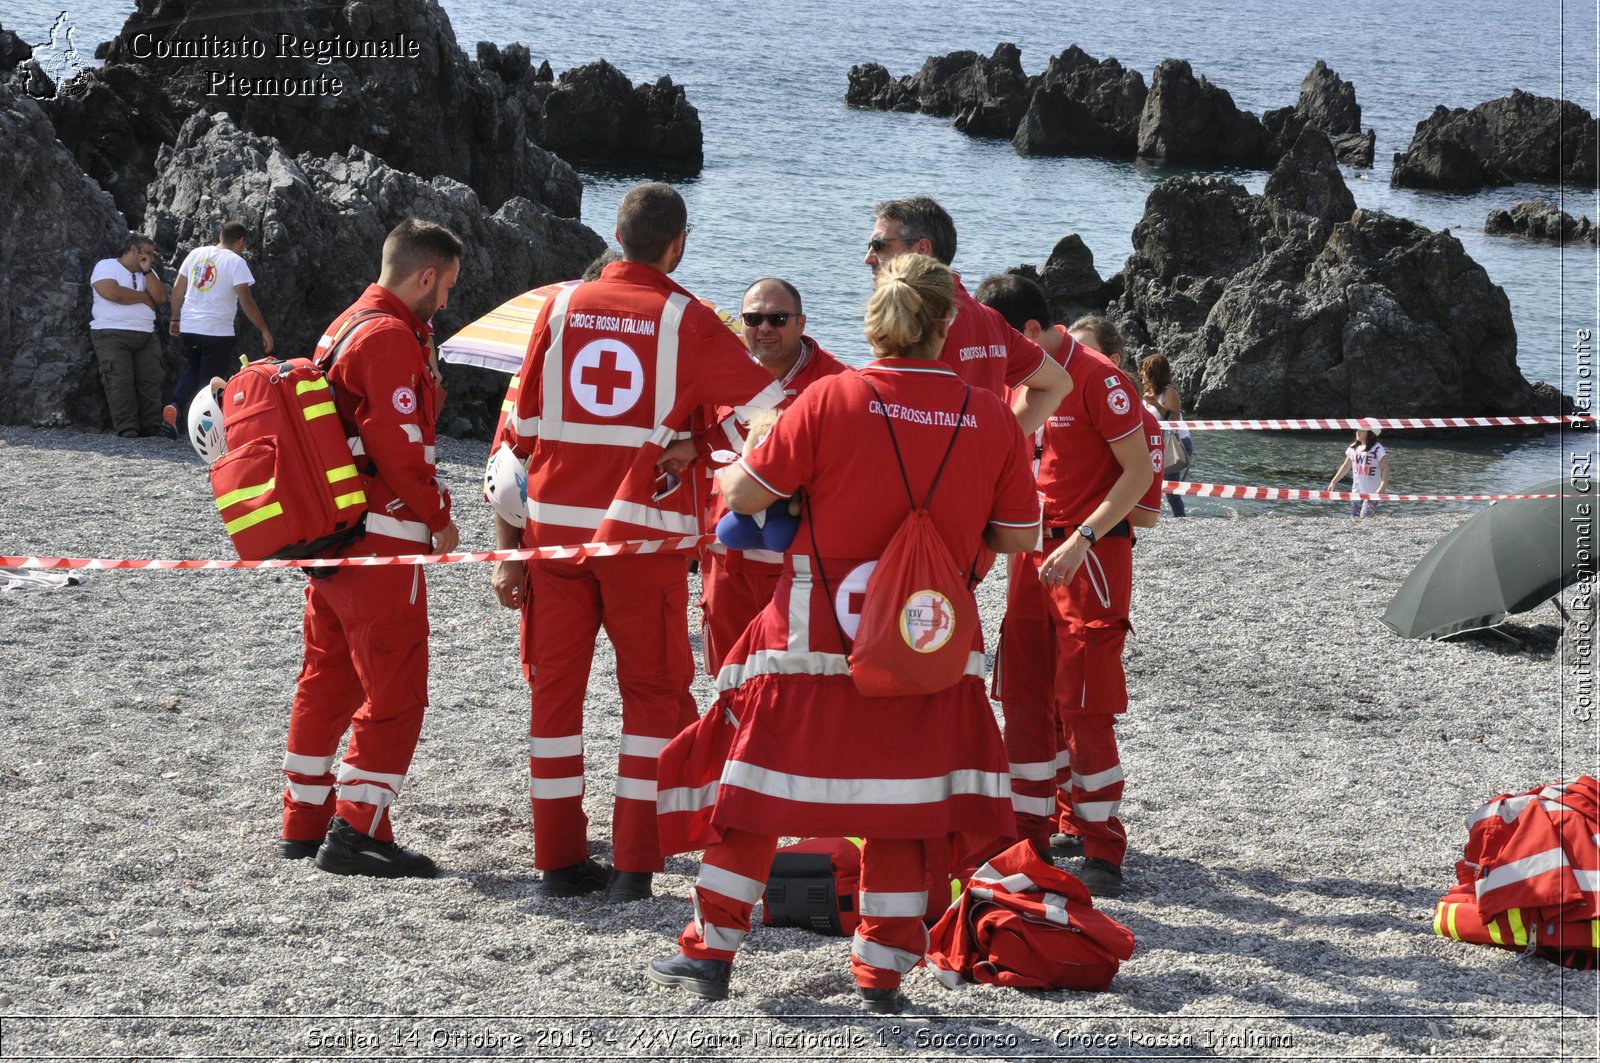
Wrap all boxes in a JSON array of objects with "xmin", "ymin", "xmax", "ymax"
[
  {"xmin": 0, "ymin": 535, "xmax": 714, "ymax": 573},
  {"xmin": 1165, "ymin": 481, "xmax": 1570, "ymax": 502},
  {"xmin": 1174, "ymin": 414, "xmax": 1590, "ymax": 431}
]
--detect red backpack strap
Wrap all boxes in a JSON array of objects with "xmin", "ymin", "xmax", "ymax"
[{"xmin": 315, "ymin": 307, "xmax": 393, "ymax": 372}]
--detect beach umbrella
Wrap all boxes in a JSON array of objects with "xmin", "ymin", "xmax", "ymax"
[
  {"xmin": 1382, "ymin": 479, "xmax": 1593, "ymax": 640},
  {"xmin": 438, "ymin": 281, "xmax": 740, "ymax": 375}
]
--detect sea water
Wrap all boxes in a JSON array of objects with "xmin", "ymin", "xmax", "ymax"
[{"xmin": 13, "ymin": 0, "xmax": 1597, "ymax": 513}]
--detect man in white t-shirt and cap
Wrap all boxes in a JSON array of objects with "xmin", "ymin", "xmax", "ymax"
[
  {"xmin": 163, "ymin": 221, "xmax": 274, "ymax": 435},
  {"xmin": 89, "ymin": 233, "xmax": 168, "ymax": 438}
]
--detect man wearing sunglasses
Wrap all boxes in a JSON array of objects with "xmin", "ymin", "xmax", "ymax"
[
  {"xmin": 865, "ymin": 197, "xmax": 1071, "ymax": 435},
  {"xmin": 695, "ymin": 278, "xmax": 850, "ymax": 673}
]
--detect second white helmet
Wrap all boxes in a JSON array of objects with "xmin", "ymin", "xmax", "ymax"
[
  {"xmin": 483, "ymin": 442, "xmax": 529, "ymax": 528},
  {"xmin": 187, "ymin": 385, "xmax": 227, "ymax": 465}
]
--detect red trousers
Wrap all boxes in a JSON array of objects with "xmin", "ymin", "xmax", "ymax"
[
  {"xmin": 995, "ymin": 540, "xmax": 1131, "ymax": 864},
  {"xmin": 282, "ymin": 544, "xmax": 430, "ymax": 843},
  {"xmin": 679, "ymin": 827, "xmax": 932, "ymax": 989},
  {"xmin": 698, "ymin": 552, "xmax": 781, "ymax": 675},
  {"xmin": 524, "ymin": 553, "xmax": 696, "ymax": 872}
]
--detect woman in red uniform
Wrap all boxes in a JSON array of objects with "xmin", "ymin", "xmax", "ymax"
[{"xmin": 648, "ymin": 254, "xmax": 1040, "ymax": 1012}]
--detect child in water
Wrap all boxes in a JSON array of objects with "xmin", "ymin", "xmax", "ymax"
[{"xmin": 1328, "ymin": 427, "xmax": 1389, "ymax": 518}]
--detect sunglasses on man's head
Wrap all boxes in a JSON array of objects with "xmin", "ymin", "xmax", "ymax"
[{"xmin": 741, "ymin": 312, "xmax": 798, "ymax": 328}]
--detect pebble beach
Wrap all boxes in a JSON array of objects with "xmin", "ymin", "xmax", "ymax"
[{"xmin": 0, "ymin": 426, "xmax": 1592, "ymax": 1061}]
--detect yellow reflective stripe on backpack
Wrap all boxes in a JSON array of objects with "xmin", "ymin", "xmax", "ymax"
[
  {"xmin": 1506, "ymin": 908, "xmax": 1528, "ymax": 946},
  {"xmin": 215, "ymin": 478, "xmax": 275, "ymax": 511},
  {"xmin": 302, "ymin": 401, "xmax": 337, "ymax": 420},
  {"xmin": 326, "ymin": 464, "xmax": 359, "ymax": 484},
  {"xmin": 1433, "ymin": 901, "xmax": 1448, "ymax": 939},
  {"xmin": 295, "ymin": 378, "xmax": 331, "ymax": 395},
  {"xmin": 333, "ymin": 490, "xmax": 367, "ymax": 511},
  {"xmin": 224, "ymin": 502, "xmax": 284, "ymax": 534},
  {"xmin": 1486, "ymin": 915, "xmax": 1504, "ymax": 945}
]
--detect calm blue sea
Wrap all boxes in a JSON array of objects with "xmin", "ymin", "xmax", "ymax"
[{"xmin": 14, "ymin": 0, "xmax": 1598, "ymax": 513}]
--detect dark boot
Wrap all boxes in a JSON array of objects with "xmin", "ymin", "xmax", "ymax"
[{"xmin": 646, "ymin": 954, "xmax": 731, "ymax": 1001}]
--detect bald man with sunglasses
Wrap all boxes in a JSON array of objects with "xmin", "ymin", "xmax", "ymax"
[{"xmin": 695, "ymin": 278, "xmax": 850, "ymax": 673}]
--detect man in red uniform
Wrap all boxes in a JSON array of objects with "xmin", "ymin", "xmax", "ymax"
[
  {"xmin": 695, "ymin": 277, "xmax": 848, "ymax": 673},
  {"xmin": 279, "ymin": 217, "xmax": 462, "ymax": 878},
  {"xmin": 976, "ymin": 274, "xmax": 1153, "ymax": 897},
  {"xmin": 864, "ymin": 196, "xmax": 1070, "ymax": 435},
  {"xmin": 491, "ymin": 183, "xmax": 786, "ymax": 903}
]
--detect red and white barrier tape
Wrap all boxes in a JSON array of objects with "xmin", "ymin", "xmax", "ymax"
[
  {"xmin": 0, "ymin": 535, "xmax": 714, "ymax": 572},
  {"xmin": 1164, "ymin": 481, "xmax": 1569, "ymax": 502},
  {"xmin": 1175, "ymin": 414, "xmax": 1590, "ymax": 431}
]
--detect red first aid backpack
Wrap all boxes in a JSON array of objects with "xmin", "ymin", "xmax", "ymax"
[
  {"xmin": 207, "ymin": 309, "xmax": 386, "ymax": 560},
  {"xmin": 838, "ymin": 380, "xmax": 978, "ymax": 697}
]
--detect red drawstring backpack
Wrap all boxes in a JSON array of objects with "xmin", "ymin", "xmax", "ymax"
[
  {"xmin": 823, "ymin": 379, "xmax": 978, "ymax": 697},
  {"xmin": 928, "ymin": 840, "xmax": 1136, "ymax": 991}
]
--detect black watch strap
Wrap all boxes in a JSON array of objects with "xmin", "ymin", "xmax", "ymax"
[{"xmin": 1075, "ymin": 524, "xmax": 1096, "ymax": 545}]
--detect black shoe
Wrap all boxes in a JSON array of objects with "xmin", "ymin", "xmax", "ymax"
[
  {"xmin": 1049, "ymin": 832, "xmax": 1085, "ymax": 858},
  {"xmin": 540, "ymin": 857, "xmax": 609, "ymax": 897},
  {"xmin": 646, "ymin": 954, "xmax": 731, "ymax": 1001},
  {"xmin": 605, "ymin": 870, "xmax": 653, "ymax": 903},
  {"xmin": 117, "ymin": 428, "xmax": 139, "ymax": 439},
  {"xmin": 278, "ymin": 837, "xmax": 322, "ymax": 860},
  {"xmin": 314, "ymin": 817, "xmax": 437, "ymax": 878},
  {"xmin": 858, "ymin": 986, "xmax": 905, "ymax": 1014},
  {"xmin": 1078, "ymin": 856, "xmax": 1124, "ymax": 898}
]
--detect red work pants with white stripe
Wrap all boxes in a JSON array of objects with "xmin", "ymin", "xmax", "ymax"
[
  {"xmin": 698, "ymin": 552, "xmax": 781, "ymax": 675},
  {"xmin": 997, "ymin": 541, "xmax": 1131, "ymax": 865},
  {"xmin": 524, "ymin": 552, "xmax": 696, "ymax": 873},
  {"xmin": 282, "ymin": 545, "xmax": 430, "ymax": 844},
  {"xmin": 678, "ymin": 828, "xmax": 932, "ymax": 989}
]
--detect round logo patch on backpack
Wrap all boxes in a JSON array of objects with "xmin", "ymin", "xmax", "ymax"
[{"xmin": 900, "ymin": 589, "xmax": 957, "ymax": 653}]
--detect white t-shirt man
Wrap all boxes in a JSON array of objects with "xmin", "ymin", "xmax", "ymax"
[
  {"xmin": 89, "ymin": 259, "xmax": 156, "ymax": 332},
  {"xmin": 176, "ymin": 245, "xmax": 255, "ymax": 336}
]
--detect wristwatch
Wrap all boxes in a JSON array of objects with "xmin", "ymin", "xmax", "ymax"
[{"xmin": 1075, "ymin": 524, "xmax": 1096, "ymax": 545}]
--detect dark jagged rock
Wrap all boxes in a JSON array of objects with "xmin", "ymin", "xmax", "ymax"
[
  {"xmin": 1392, "ymin": 89, "xmax": 1599, "ymax": 190},
  {"xmin": 847, "ymin": 44, "xmax": 1034, "ymax": 139},
  {"xmin": 536, "ymin": 59, "xmax": 703, "ymax": 171},
  {"xmin": 0, "ymin": 25, "xmax": 55, "ymax": 99},
  {"xmin": 1485, "ymin": 198, "xmax": 1598, "ymax": 245},
  {"xmin": 1113, "ymin": 127, "xmax": 1534, "ymax": 418},
  {"xmin": 0, "ymin": 22, "xmax": 32, "ymax": 70},
  {"xmin": 102, "ymin": 0, "xmax": 582, "ymax": 216},
  {"xmin": 1013, "ymin": 46, "xmax": 1146, "ymax": 158},
  {"xmin": 1136, "ymin": 59, "xmax": 1268, "ymax": 167},
  {"xmin": 0, "ymin": 80, "xmax": 141, "ymax": 429},
  {"xmin": 143, "ymin": 110, "xmax": 605, "ymax": 438},
  {"xmin": 1261, "ymin": 60, "xmax": 1375, "ymax": 167},
  {"xmin": 39, "ymin": 63, "xmax": 181, "ymax": 226},
  {"xmin": 1037, "ymin": 234, "xmax": 1118, "ymax": 324}
]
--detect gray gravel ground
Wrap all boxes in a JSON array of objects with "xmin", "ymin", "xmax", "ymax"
[{"xmin": 0, "ymin": 426, "xmax": 1595, "ymax": 1062}]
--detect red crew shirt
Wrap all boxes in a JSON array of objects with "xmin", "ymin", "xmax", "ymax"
[
  {"xmin": 1036, "ymin": 332, "xmax": 1146, "ymax": 528},
  {"xmin": 940, "ymin": 275, "xmax": 1051, "ymax": 398}
]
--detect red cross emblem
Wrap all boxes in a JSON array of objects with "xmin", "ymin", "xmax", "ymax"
[
  {"xmin": 834, "ymin": 561, "xmax": 877, "ymax": 638},
  {"xmin": 570, "ymin": 338, "xmax": 644, "ymax": 417}
]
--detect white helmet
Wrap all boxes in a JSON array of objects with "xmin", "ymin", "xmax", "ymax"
[
  {"xmin": 483, "ymin": 442, "xmax": 529, "ymax": 528},
  {"xmin": 187, "ymin": 386, "xmax": 227, "ymax": 464}
]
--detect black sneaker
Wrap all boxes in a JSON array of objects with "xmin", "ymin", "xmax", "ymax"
[
  {"xmin": 313, "ymin": 817, "xmax": 437, "ymax": 878},
  {"xmin": 858, "ymin": 986, "xmax": 905, "ymax": 1014},
  {"xmin": 539, "ymin": 857, "xmax": 609, "ymax": 897},
  {"xmin": 278, "ymin": 837, "xmax": 322, "ymax": 860},
  {"xmin": 646, "ymin": 954, "xmax": 731, "ymax": 1001},
  {"xmin": 1049, "ymin": 832, "xmax": 1085, "ymax": 858},
  {"xmin": 1078, "ymin": 857, "xmax": 1124, "ymax": 898},
  {"xmin": 605, "ymin": 870, "xmax": 653, "ymax": 904}
]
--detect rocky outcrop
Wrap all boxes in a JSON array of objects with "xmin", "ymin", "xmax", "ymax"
[
  {"xmin": 1136, "ymin": 59, "xmax": 1268, "ymax": 167},
  {"xmin": 39, "ymin": 64, "xmax": 181, "ymax": 226},
  {"xmin": 1392, "ymin": 90, "xmax": 1599, "ymax": 190},
  {"xmin": 848, "ymin": 45, "xmax": 1033, "ymax": 139},
  {"xmin": 0, "ymin": 21, "xmax": 55, "ymax": 99},
  {"xmin": 535, "ymin": 60, "xmax": 703, "ymax": 171},
  {"xmin": 1012, "ymin": 46, "xmax": 1146, "ymax": 158},
  {"xmin": 1113, "ymin": 128, "xmax": 1534, "ymax": 418},
  {"xmin": 0, "ymin": 81, "xmax": 141, "ymax": 429},
  {"xmin": 100, "ymin": 0, "xmax": 583, "ymax": 216},
  {"xmin": 1262, "ymin": 61, "xmax": 1375, "ymax": 167},
  {"xmin": 138, "ymin": 111, "xmax": 605, "ymax": 437},
  {"xmin": 1485, "ymin": 198, "xmax": 1598, "ymax": 245}
]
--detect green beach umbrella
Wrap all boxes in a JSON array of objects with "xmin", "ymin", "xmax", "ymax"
[{"xmin": 1382, "ymin": 478, "xmax": 1594, "ymax": 640}]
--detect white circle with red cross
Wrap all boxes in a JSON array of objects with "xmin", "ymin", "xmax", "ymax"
[
  {"xmin": 569, "ymin": 338, "xmax": 644, "ymax": 417},
  {"xmin": 834, "ymin": 561, "xmax": 876, "ymax": 639}
]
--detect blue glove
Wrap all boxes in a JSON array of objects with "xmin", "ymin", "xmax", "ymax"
[{"xmin": 716, "ymin": 510, "xmax": 764, "ymax": 550}]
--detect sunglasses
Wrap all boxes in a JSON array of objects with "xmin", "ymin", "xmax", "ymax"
[
  {"xmin": 867, "ymin": 235, "xmax": 913, "ymax": 254},
  {"xmin": 741, "ymin": 312, "xmax": 798, "ymax": 328}
]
